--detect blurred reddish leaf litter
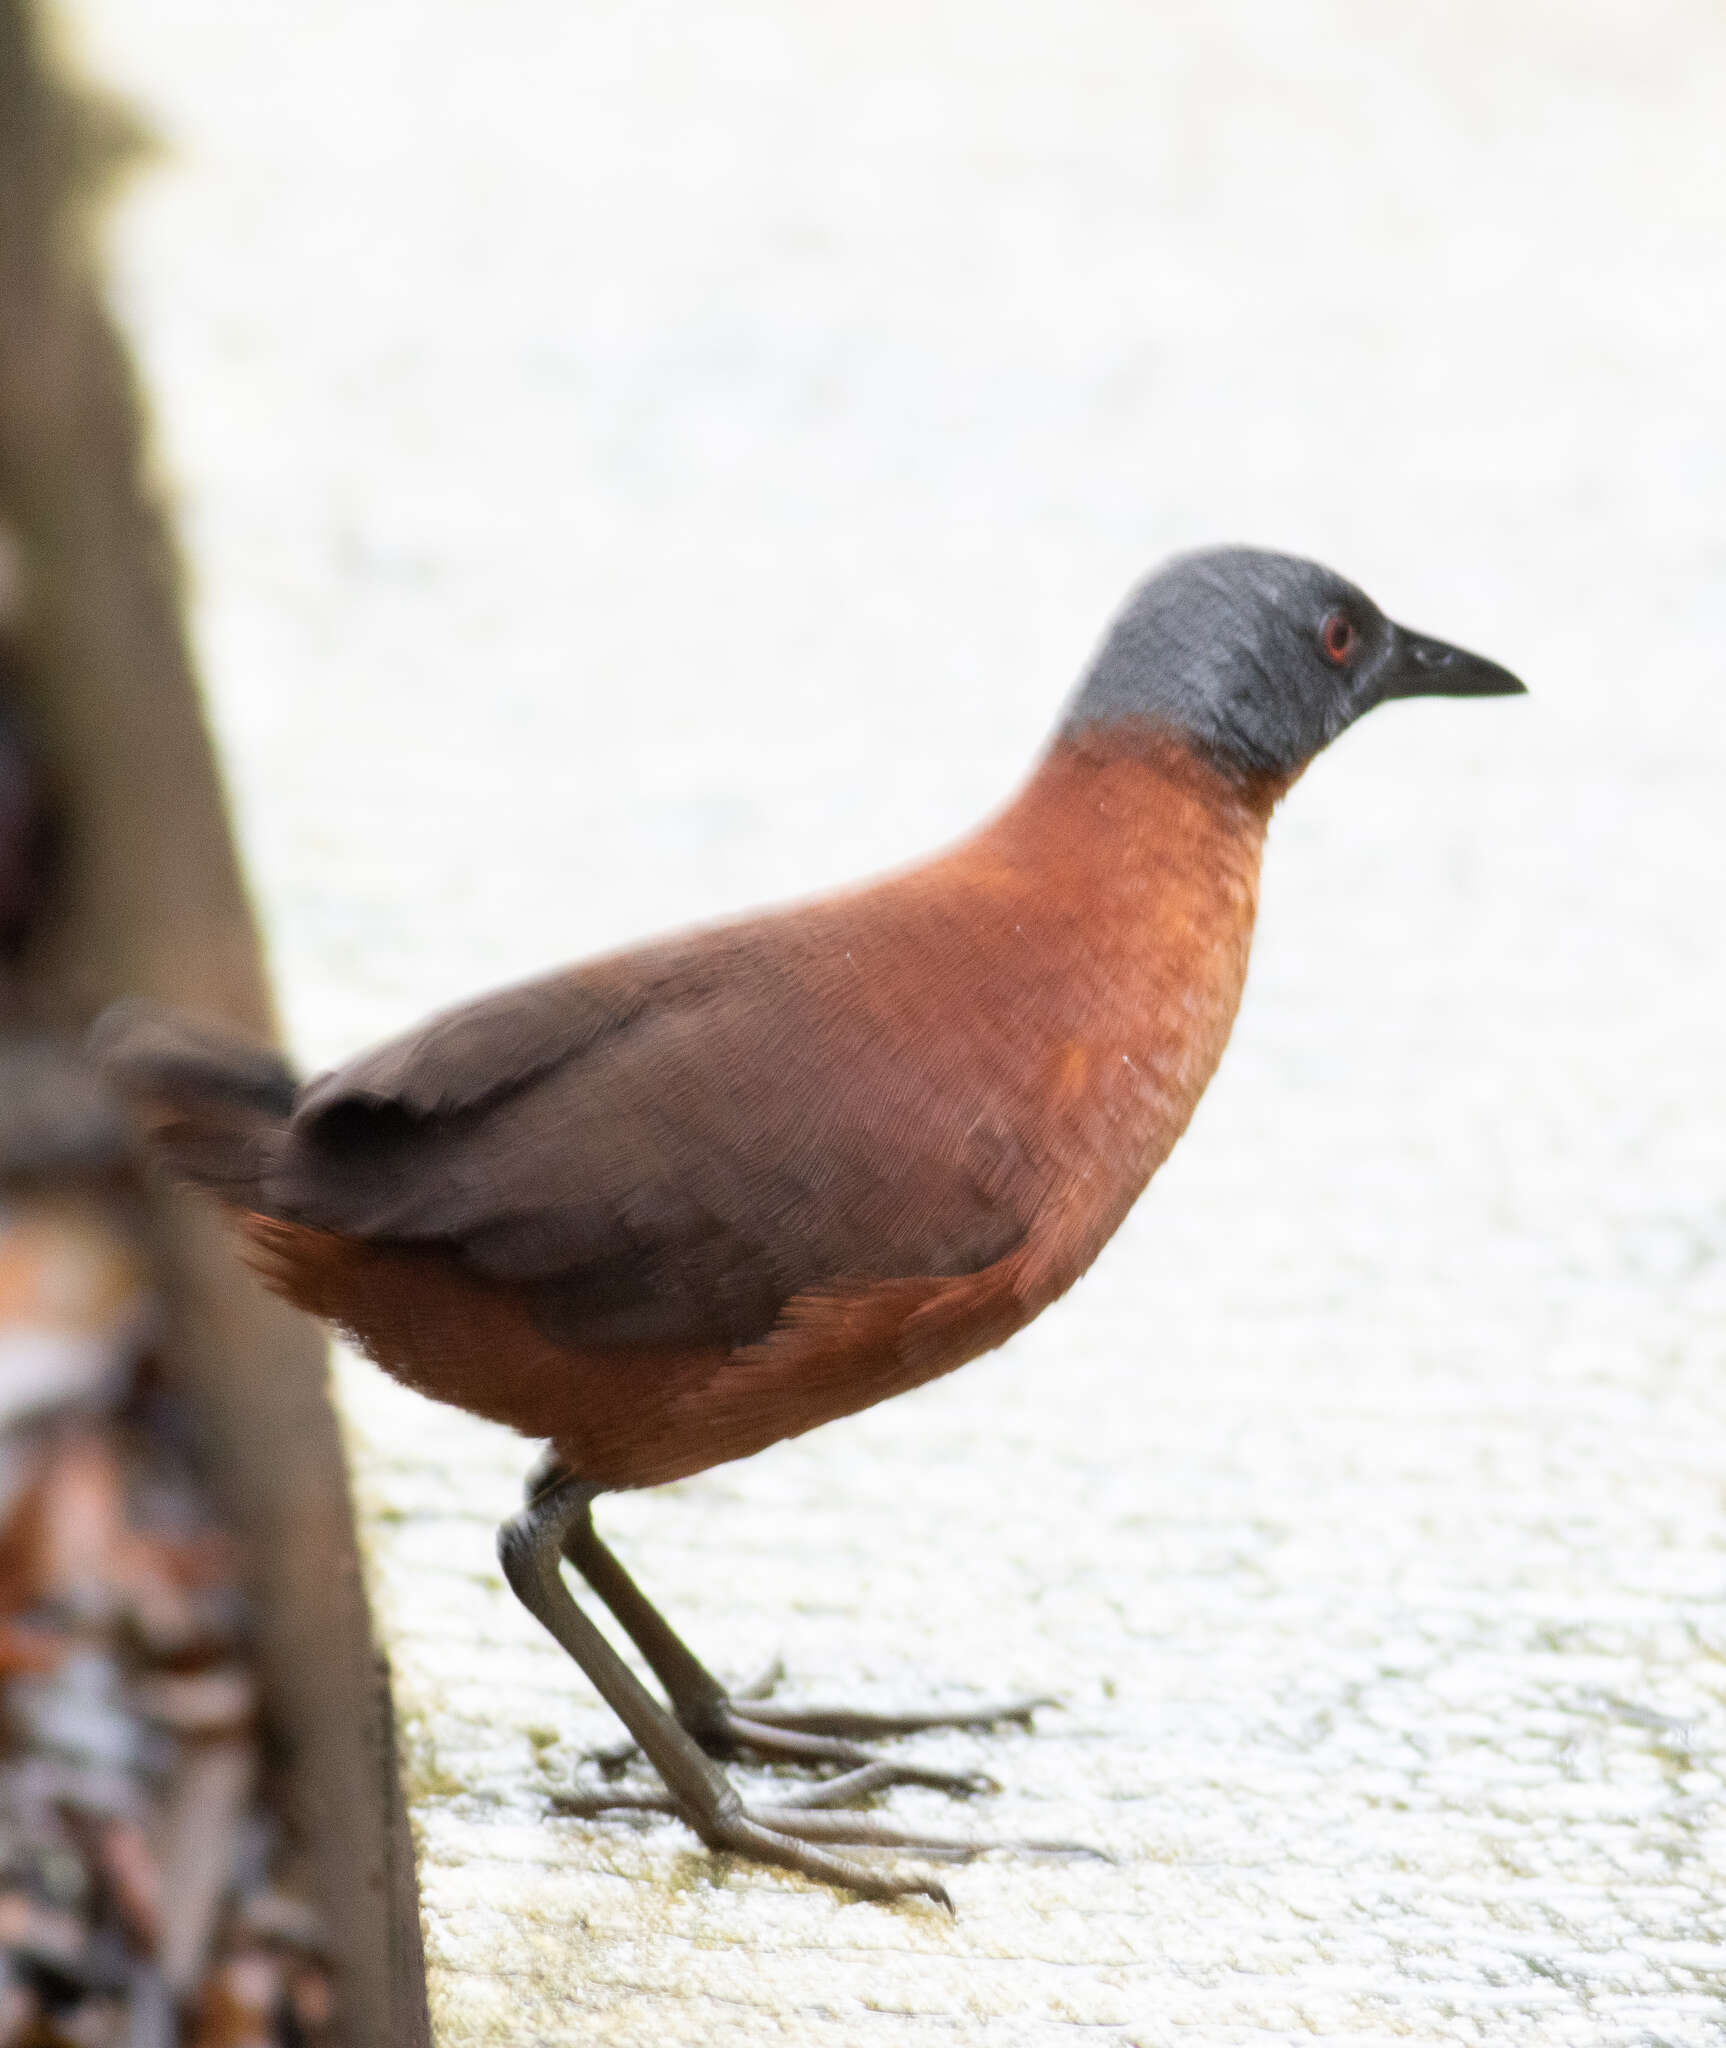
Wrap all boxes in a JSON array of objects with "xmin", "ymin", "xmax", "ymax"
[
  {"xmin": 0, "ymin": 572, "xmax": 337, "ymax": 2047},
  {"xmin": 0, "ymin": 1187, "xmax": 339, "ymax": 2048}
]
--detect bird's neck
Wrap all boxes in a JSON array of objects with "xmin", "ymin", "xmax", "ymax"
[
  {"xmin": 928, "ymin": 726, "xmax": 1285, "ymax": 1214},
  {"xmin": 969, "ymin": 725, "xmax": 1286, "ymax": 925}
]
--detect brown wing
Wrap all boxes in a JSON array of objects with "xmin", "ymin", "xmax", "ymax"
[{"xmin": 267, "ymin": 915, "xmax": 1038, "ymax": 1353}]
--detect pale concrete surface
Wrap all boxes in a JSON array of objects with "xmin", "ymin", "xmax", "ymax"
[{"xmin": 64, "ymin": 0, "xmax": 1726, "ymax": 2040}]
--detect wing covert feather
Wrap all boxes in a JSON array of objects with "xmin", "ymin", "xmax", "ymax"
[{"xmin": 270, "ymin": 922, "xmax": 1037, "ymax": 1352}]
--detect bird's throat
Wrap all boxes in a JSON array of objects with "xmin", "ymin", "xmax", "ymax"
[{"xmin": 943, "ymin": 730, "xmax": 1275, "ymax": 1228}]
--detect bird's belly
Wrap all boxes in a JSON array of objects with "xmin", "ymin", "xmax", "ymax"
[
  {"xmin": 236, "ymin": 916, "xmax": 1245, "ymax": 1491},
  {"xmin": 238, "ymin": 1201, "xmax": 1054, "ymax": 1490}
]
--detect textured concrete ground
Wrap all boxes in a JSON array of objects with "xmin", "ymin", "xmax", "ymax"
[{"xmin": 68, "ymin": 0, "xmax": 1726, "ymax": 2040}]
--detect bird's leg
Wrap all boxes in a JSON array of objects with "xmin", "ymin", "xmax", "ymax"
[
  {"xmin": 497, "ymin": 1473, "xmax": 970, "ymax": 1905},
  {"xmin": 527, "ymin": 1460, "xmax": 1043, "ymax": 1792}
]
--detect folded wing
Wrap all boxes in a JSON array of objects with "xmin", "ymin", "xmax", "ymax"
[{"xmin": 271, "ymin": 923, "xmax": 1035, "ymax": 1353}]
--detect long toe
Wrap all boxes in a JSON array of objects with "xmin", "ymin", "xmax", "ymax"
[
  {"xmin": 734, "ymin": 1693, "xmax": 1056, "ymax": 1739},
  {"xmin": 716, "ymin": 1710, "xmax": 996, "ymax": 1795},
  {"xmin": 551, "ymin": 1780, "xmax": 1106, "ymax": 1869},
  {"xmin": 590, "ymin": 1694, "xmax": 1014, "ymax": 1794},
  {"xmin": 705, "ymin": 1812, "xmax": 955, "ymax": 1908},
  {"xmin": 550, "ymin": 1786, "xmax": 953, "ymax": 1906},
  {"xmin": 752, "ymin": 1801, "xmax": 1109, "ymax": 1863}
]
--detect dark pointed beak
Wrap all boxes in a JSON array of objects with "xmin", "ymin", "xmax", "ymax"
[{"xmin": 1378, "ymin": 625, "xmax": 1527, "ymax": 702}]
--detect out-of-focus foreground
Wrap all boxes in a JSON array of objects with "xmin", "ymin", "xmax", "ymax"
[
  {"xmin": 37, "ymin": 1, "xmax": 1726, "ymax": 2043},
  {"xmin": 0, "ymin": 8, "xmax": 414, "ymax": 2041},
  {"xmin": 0, "ymin": 1202, "xmax": 337, "ymax": 2046}
]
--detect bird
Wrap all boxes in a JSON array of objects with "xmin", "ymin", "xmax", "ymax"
[{"xmin": 92, "ymin": 547, "xmax": 1524, "ymax": 1907}]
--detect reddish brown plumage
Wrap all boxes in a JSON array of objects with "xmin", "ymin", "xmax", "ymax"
[
  {"xmin": 87, "ymin": 543, "xmax": 1525, "ymax": 1904},
  {"xmin": 234, "ymin": 733, "xmax": 1281, "ymax": 1488}
]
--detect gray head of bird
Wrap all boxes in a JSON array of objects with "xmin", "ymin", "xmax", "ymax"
[{"xmin": 1063, "ymin": 546, "xmax": 1525, "ymax": 781}]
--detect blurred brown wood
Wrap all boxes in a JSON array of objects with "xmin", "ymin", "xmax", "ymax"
[{"xmin": 0, "ymin": 4, "xmax": 428, "ymax": 2040}]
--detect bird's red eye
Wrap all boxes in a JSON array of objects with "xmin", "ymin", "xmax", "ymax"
[{"xmin": 1320, "ymin": 611, "xmax": 1358, "ymax": 665}]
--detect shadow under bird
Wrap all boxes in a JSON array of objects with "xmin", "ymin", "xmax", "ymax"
[{"xmin": 92, "ymin": 547, "xmax": 1524, "ymax": 1907}]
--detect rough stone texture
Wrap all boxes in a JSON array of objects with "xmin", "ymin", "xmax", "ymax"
[{"xmin": 66, "ymin": 0, "xmax": 1726, "ymax": 2040}]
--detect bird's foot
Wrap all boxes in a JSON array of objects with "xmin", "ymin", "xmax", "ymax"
[
  {"xmin": 552, "ymin": 1764, "xmax": 1101, "ymax": 1904},
  {"xmin": 589, "ymin": 1669, "xmax": 1054, "ymax": 1794}
]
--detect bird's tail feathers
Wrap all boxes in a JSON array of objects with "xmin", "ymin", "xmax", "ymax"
[{"xmin": 87, "ymin": 997, "xmax": 298, "ymax": 1208}]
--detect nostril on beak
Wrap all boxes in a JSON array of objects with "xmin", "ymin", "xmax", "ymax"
[{"xmin": 1412, "ymin": 642, "xmax": 1454, "ymax": 670}]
